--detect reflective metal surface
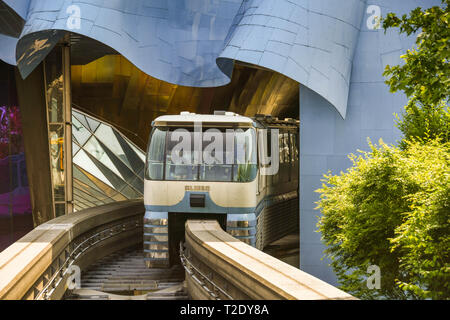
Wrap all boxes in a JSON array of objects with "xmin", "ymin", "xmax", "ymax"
[{"xmin": 71, "ymin": 55, "xmax": 299, "ymax": 149}]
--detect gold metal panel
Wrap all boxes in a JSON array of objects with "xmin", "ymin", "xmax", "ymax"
[{"xmin": 71, "ymin": 55, "xmax": 299, "ymax": 150}]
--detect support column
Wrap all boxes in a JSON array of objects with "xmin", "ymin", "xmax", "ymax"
[
  {"xmin": 43, "ymin": 36, "xmax": 73, "ymax": 217},
  {"xmin": 15, "ymin": 64, "xmax": 54, "ymax": 225},
  {"xmin": 62, "ymin": 39, "xmax": 73, "ymax": 214}
]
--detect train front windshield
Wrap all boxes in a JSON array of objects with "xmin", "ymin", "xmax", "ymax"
[{"xmin": 146, "ymin": 127, "xmax": 257, "ymax": 182}]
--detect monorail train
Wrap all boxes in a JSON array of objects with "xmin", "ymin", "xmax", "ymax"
[{"xmin": 144, "ymin": 111, "xmax": 299, "ymax": 268}]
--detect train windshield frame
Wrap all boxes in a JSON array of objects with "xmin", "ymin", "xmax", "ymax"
[{"xmin": 145, "ymin": 126, "xmax": 257, "ymax": 182}]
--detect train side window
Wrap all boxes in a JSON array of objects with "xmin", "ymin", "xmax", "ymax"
[
  {"xmin": 289, "ymin": 133, "xmax": 296, "ymax": 162},
  {"xmin": 293, "ymin": 133, "xmax": 299, "ymax": 160},
  {"xmin": 279, "ymin": 132, "xmax": 285, "ymax": 164},
  {"xmin": 284, "ymin": 133, "xmax": 291, "ymax": 163},
  {"xmin": 146, "ymin": 128, "xmax": 166, "ymax": 180}
]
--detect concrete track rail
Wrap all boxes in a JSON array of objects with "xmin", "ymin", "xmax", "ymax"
[
  {"xmin": 0, "ymin": 200, "xmax": 144, "ymax": 300},
  {"xmin": 183, "ymin": 220, "xmax": 355, "ymax": 300}
]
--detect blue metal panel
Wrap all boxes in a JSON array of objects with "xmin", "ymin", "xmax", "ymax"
[
  {"xmin": 299, "ymin": 0, "xmax": 442, "ymax": 285},
  {"xmin": 3, "ymin": 0, "xmax": 30, "ymax": 20},
  {"xmin": 0, "ymin": 34, "xmax": 18, "ymax": 65},
  {"xmin": 15, "ymin": 0, "xmax": 243, "ymax": 85},
  {"xmin": 218, "ymin": 0, "xmax": 367, "ymax": 118},
  {"xmin": 0, "ymin": 0, "xmax": 366, "ymax": 118}
]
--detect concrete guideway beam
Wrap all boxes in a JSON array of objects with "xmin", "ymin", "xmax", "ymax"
[
  {"xmin": 0, "ymin": 200, "xmax": 144, "ymax": 300},
  {"xmin": 184, "ymin": 220, "xmax": 356, "ymax": 300}
]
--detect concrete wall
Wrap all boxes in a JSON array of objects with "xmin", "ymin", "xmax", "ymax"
[{"xmin": 299, "ymin": 0, "xmax": 442, "ymax": 285}]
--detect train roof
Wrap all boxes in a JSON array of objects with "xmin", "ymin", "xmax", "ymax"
[
  {"xmin": 153, "ymin": 111, "xmax": 253, "ymax": 126},
  {"xmin": 152, "ymin": 111, "xmax": 299, "ymax": 128}
]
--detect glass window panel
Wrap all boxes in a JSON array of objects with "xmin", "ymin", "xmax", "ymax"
[
  {"xmin": 73, "ymin": 113, "xmax": 91, "ymax": 133},
  {"xmin": 165, "ymin": 129, "xmax": 198, "ymax": 181},
  {"xmin": 129, "ymin": 142, "xmax": 145, "ymax": 162},
  {"xmin": 86, "ymin": 116, "xmax": 100, "ymax": 132},
  {"xmin": 72, "ymin": 115, "xmax": 91, "ymax": 146},
  {"xmin": 200, "ymin": 164, "xmax": 232, "ymax": 181},
  {"xmin": 73, "ymin": 149, "xmax": 114, "ymax": 188},
  {"xmin": 54, "ymin": 203, "xmax": 65, "ymax": 217},
  {"xmin": 83, "ymin": 136, "xmax": 124, "ymax": 179},
  {"xmin": 72, "ymin": 141, "xmax": 80, "ymax": 156},
  {"xmin": 78, "ymin": 166, "xmax": 127, "ymax": 200},
  {"xmin": 73, "ymin": 164, "xmax": 104, "ymax": 194},
  {"xmin": 284, "ymin": 133, "xmax": 290, "ymax": 163},
  {"xmin": 73, "ymin": 193, "xmax": 96, "ymax": 208},
  {"xmin": 279, "ymin": 133, "xmax": 284, "ymax": 164},
  {"xmin": 233, "ymin": 128, "xmax": 257, "ymax": 182},
  {"xmin": 95, "ymin": 124, "xmax": 132, "ymax": 168},
  {"xmin": 72, "ymin": 110, "xmax": 83, "ymax": 119},
  {"xmin": 73, "ymin": 186, "xmax": 105, "ymax": 205},
  {"xmin": 74, "ymin": 204, "xmax": 84, "ymax": 211},
  {"xmin": 49, "ymin": 124, "xmax": 65, "ymax": 202},
  {"xmin": 146, "ymin": 128, "xmax": 166, "ymax": 180},
  {"xmin": 73, "ymin": 179, "xmax": 110, "ymax": 202},
  {"xmin": 98, "ymin": 139, "xmax": 142, "ymax": 190},
  {"xmin": 235, "ymin": 128, "xmax": 257, "ymax": 165},
  {"xmin": 45, "ymin": 47, "xmax": 63, "ymax": 123},
  {"xmin": 114, "ymin": 130, "xmax": 145, "ymax": 173},
  {"xmin": 290, "ymin": 133, "xmax": 298, "ymax": 161},
  {"xmin": 110, "ymin": 192, "xmax": 127, "ymax": 201},
  {"xmin": 146, "ymin": 127, "xmax": 257, "ymax": 182},
  {"xmin": 128, "ymin": 175, "xmax": 144, "ymax": 194},
  {"xmin": 86, "ymin": 153, "xmax": 129, "ymax": 192},
  {"xmin": 120, "ymin": 185, "xmax": 141, "ymax": 199}
]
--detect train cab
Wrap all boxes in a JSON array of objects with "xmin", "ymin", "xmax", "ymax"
[{"xmin": 144, "ymin": 111, "xmax": 299, "ymax": 268}]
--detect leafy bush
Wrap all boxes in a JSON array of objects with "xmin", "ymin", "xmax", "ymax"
[
  {"xmin": 316, "ymin": 139, "xmax": 449, "ymax": 299},
  {"xmin": 383, "ymin": 1, "xmax": 449, "ymax": 146}
]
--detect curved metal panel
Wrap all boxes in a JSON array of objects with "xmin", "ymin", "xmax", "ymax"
[
  {"xmin": 2, "ymin": 0, "xmax": 30, "ymax": 20},
  {"xmin": 16, "ymin": 0, "xmax": 243, "ymax": 86},
  {"xmin": 2, "ymin": 0, "xmax": 370, "ymax": 117},
  {"xmin": 0, "ymin": 34, "xmax": 18, "ymax": 65},
  {"xmin": 218, "ymin": 0, "xmax": 367, "ymax": 118}
]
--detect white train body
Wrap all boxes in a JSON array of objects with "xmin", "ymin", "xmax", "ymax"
[{"xmin": 144, "ymin": 112, "xmax": 299, "ymax": 267}]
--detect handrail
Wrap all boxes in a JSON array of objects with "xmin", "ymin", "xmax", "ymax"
[
  {"xmin": 0, "ymin": 200, "xmax": 144, "ymax": 300},
  {"xmin": 183, "ymin": 220, "xmax": 356, "ymax": 300}
]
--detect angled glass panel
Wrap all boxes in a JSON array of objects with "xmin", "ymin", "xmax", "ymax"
[
  {"xmin": 73, "ymin": 149, "xmax": 114, "ymax": 188},
  {"xmin": 85, "ymin": 152, "xmax": 128, "ymax": 192},
  {"xmin": 73, "ymin": 164, "xmax": 104, "ymax": 194},
  {"xmin": 73, "ymin": 178, "xmax": 110, "ymax": 203},
  {"xmin": 97, "ymin": 139, "xmax": 143, "ymax": 193},
  {"xmin": 114, "ymin": 130, "xmax": 145, "ymax": 174},
  {"xmin": 129, "ymin": 142, "xmax": 145, "ymax": 162},
  {"xmin": 49, "ymin": 123, "xmax": 65, "ymax": 202},
  {"xmin": 95, "ymin": 124, "xmax": 132, "ymax": 168},
  {"xmin": 120, "ymin": 185, "xmax": 141, "ymax": 199},
  {"xmin": 85, "ymin": 115, "xmax": 100, "ymax": 132},
  {"xmin": 77, "ymin": 166, "xmax": 126, "ymax": 201},
  {"xmin": 128, "ymin": 175, "xmax": 144, "ymax": 195},
  {"xmin": 83, "ymin": 136, "xmax": 124, "ymax": 179},
  {"xmin": 73, "ymin": 185, "xmax": 105, "ymax": 205},
  {"xmin": 72, "ymin": 115, "xmax": 91, "ymax": 146},
  {"xmin": 73, "ymin": 192, "xmax": 96, "ymax": 208},
  {"xmin": 72, "ymin": 141, "xmax": 80, "ymax": 156},
  {"xmin": 73, "ymin": 112, "xmax": 91, "ymax": 133}
]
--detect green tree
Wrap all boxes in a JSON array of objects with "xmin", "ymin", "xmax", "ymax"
[
  {"xmin": 316, "ymin": 140, "xmax": 449, "ymax": 299},
  {"xmin": 383, "ymin": 0, "xmax": 449, "ymax": 147},
  {"xmin": 315, "ymin": 1, "xmax": 450, "ymax": 300}
]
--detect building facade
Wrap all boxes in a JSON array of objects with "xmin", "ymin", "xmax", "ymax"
[{"xmin": 0, "ymin": 0, "xmax": 441, "ymax": 284}]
